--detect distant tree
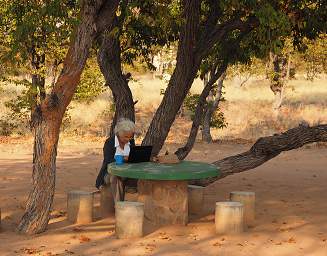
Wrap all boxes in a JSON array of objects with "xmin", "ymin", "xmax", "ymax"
[
  {"xmin": 229, "ymin": 58, "xmax": 266, "ymax": 87},
  {"xmin": 301, "ymin": 34, "xmax": 327, "ymax": 80}
]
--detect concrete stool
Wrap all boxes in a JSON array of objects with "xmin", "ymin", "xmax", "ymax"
[
  {"xmin": 215, "ymin": 202, "xmax": 244, "ymax": 235},
  {"xmin": 188, "ymin": 185, "xmax": 204, "ymax": 215},
  {"xmin": 230, "ymin": 191, "xmax": 255, "ymax": 227},
  {"xmin": 100, "ymin": 186, "xmax": 115, "ymax": 218},
  {"xmin": 115, "ymin": 201, "xmax": 144, "ymax": 238},
  {"xmin": 67, "ymin": 190, "xmax": 94, "ymax": 224}
]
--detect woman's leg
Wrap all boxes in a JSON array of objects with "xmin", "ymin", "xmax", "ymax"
[{"xmin": 109, "ymin": 175, "xmax": 125, "ymax": 202}]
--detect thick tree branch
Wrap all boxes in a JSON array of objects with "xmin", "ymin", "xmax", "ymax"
[
  {"xmin": 196, "ymin": 16, "xmax": 259, "ymax": 60},
  {"xmin": 95, "ymin": 0, "xmax": 121, "ymax": 35},
  {"xmin": 192, "ymin": 124, "xmax": 327, "ymax": 186}
]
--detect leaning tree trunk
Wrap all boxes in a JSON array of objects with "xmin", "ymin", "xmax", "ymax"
[
  {"xmin": 175, "ymin": 63, "xmax": 227, "ymax": 160},
  {"xmin": 97, "ymin": 24, "xmax": 135, "ymax": 137},
  {"xmin": 191, "ymin": 124, "xmax": 327, "ymax": 186},
  {"xmin": 174, "ymin": 26, "xmax": 252, "ymax": 159},
  {"xmin": 142, "ymin": 0, "xmax": 201, "ymax": 156},
  {"xmin": 142, "ymin": 5, "xmax": 257, "ymax": 155},
  {"xmin": 202, "ymin": 71, "xmax": 226, "ymax": 143},
  {"xmin": 17, "ymin": 0, "xmax": 119, "ymax": 234}
]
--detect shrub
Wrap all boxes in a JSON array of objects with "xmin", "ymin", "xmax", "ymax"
[{"xmin": 184, "ymin": 93, "xmax": 227, "ymax": 129}]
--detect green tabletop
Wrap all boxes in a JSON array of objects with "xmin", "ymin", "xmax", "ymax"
[{"xmin": 107, "ymin": 161, "xmax": 219, "ymax": 180}]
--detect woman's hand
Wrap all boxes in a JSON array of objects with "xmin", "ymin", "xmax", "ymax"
[{"xmin": 151, "ymin": 156, "xmax": 159, "ymax": 162}]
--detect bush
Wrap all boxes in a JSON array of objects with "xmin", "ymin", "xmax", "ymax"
[
  {"xmin": 184, "ymin": 93, "xmax": 227, "ymax": 129},
  {"xmin": 0, "ymin": 118, "xmax": 18, "ymax": 136},
  {"xmin": 74, "ymin": 58, "xmax": 106, "ymax": 102}
]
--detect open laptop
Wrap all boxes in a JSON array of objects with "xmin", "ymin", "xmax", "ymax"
[{"xmin": 128, "ymin": 146, "xmax": 153, "ymax": 163}]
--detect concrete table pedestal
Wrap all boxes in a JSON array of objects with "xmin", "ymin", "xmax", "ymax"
[{"xmin": 138, "ymin": 180, "xmax": 188, "ymax": 225}]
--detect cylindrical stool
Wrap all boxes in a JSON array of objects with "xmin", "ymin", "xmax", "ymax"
[
  {"xmin": 100, "ymin": 186, "xmax": 115, "ymax": 218},
  {"xmin": 215, "ymin": 202, "xmax": 244, "ymax": 235},
  {"xmin": 67, "ymin": 190, "xmax": 94, "ymax": 224},
  {"xmin": 230, "ymin": 191, "xmax": 255, "ymax": 227},
  {"xmin": 188, "ymin": 185, "xmax": 204, "ymax": 215},
  {"xmin": 115, "ymin": 201, "xmax": 144, "ymax": 238}
]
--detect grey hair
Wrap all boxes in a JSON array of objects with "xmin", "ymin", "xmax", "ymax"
[{"xmin": 114, "ymin": 118, "xmax": 136, "ymax": 135}]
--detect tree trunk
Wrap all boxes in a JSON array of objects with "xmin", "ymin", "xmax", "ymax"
[
  {"xmin": 191, "ymin": 124, "xmax": 327, "ymax": 186},
  {"xmin": 286, "ymin": 54, "xmax": 291, "ymax": 80},
  {"xmin": 273, "ymin": 88, "xmax": 283, "ymax": 110},
  {"xmin": 142, "ymin": 9, "xmax": 257, "ymax": 156},
  {"xmin": 270, "ymin": 52, "xmax": 287, "ymax": 110},
  {"xmin": 142, "ymin": 0, "xmax": 201, "ymax": 156},
  {"xmin": 97, "ymin": 25, "xmax": 135, "ymax": 137},
  {"xmin": 17, "ymin": 0, "xmax": 119, "ymax": 234},
  {"xmin": 30, "ymin": 51, "xmax": 46, "ymax": 116},
  {"xmin": 202, "ymin": 71, "xmax": 226, "ymax": 143},
  {"xmin": 17, "ymin": 115, "xmax": 60, "ymax": 234},
  {"xmin": 175, "ymin": 64, "xmax": 227, "ymax": 160}
]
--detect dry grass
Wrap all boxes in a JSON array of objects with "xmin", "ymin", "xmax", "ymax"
[
  {"xmin": 1, "ymin": 75, "xmax": 326, "ymax": 142},
  {"xmin": 214, "ymin": 78, "xmax": 327, "ymax": 140}
]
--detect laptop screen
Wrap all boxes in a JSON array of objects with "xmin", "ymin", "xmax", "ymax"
[{"xmin": 128, "ymin": 146, "xmax": 153, "ymax": 163}]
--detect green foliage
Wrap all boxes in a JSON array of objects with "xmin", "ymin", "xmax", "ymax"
[
  {"xmin": 115, "ymin": 0, "xmax": 179, "ymax": 71},
  {"xmin": 1, "ymin": 79, "xmax": 32, "ymax": 135},
  {"xmin": 228, "ymin": 58, "xmax": 266, "ymax": 86},
  {"xmin": 4, "ymin": 79, "xmax": 33, "ymax": 118},
  {"xmin": 183, "ymin": 94, "xmax": 200, "ymax": 115},
  {"xmin": 0, "ymin": 0, "xmax": 77, "ymax": 67},
  {"xmin": 0, "ymin": 115, "xmax": 19, "ymax": 136},
  {"xmin": 209, "ymin": 109, "xmax": 228, "ymax": 129},
  {"xmin": 300, "ymin": 35, "xmax": 327, "ymax": 80},
  {"xmin": 184, "ymin": 93, "xmax": 227, "ymax": 130},
  {"xmin": 74, "ymin": 57, "xmax": 106, "ymax": 102}
]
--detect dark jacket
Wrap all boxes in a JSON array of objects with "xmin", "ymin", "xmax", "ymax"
[{"xmin": 95, "ymin": 136, "xmax": 135, "ymax": 189}]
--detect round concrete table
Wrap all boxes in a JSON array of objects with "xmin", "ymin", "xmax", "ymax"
[{"xmin": 108, "ymin": 161, "xmax": 219, "ymax": 226}]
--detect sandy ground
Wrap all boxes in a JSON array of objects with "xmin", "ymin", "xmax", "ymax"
[{"xmin": 0, "ymin": 137, "xmax": 327, "ymax": 256}]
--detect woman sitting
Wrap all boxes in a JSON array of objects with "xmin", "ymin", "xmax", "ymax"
[{"xmin": 95, "ymin": 118, "xmax": 137, "ymax": 201}]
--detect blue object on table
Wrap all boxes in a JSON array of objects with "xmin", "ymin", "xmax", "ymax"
[{"xmin": 114, "ymin": 155, "xmax": 124, "ymax": 165}]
